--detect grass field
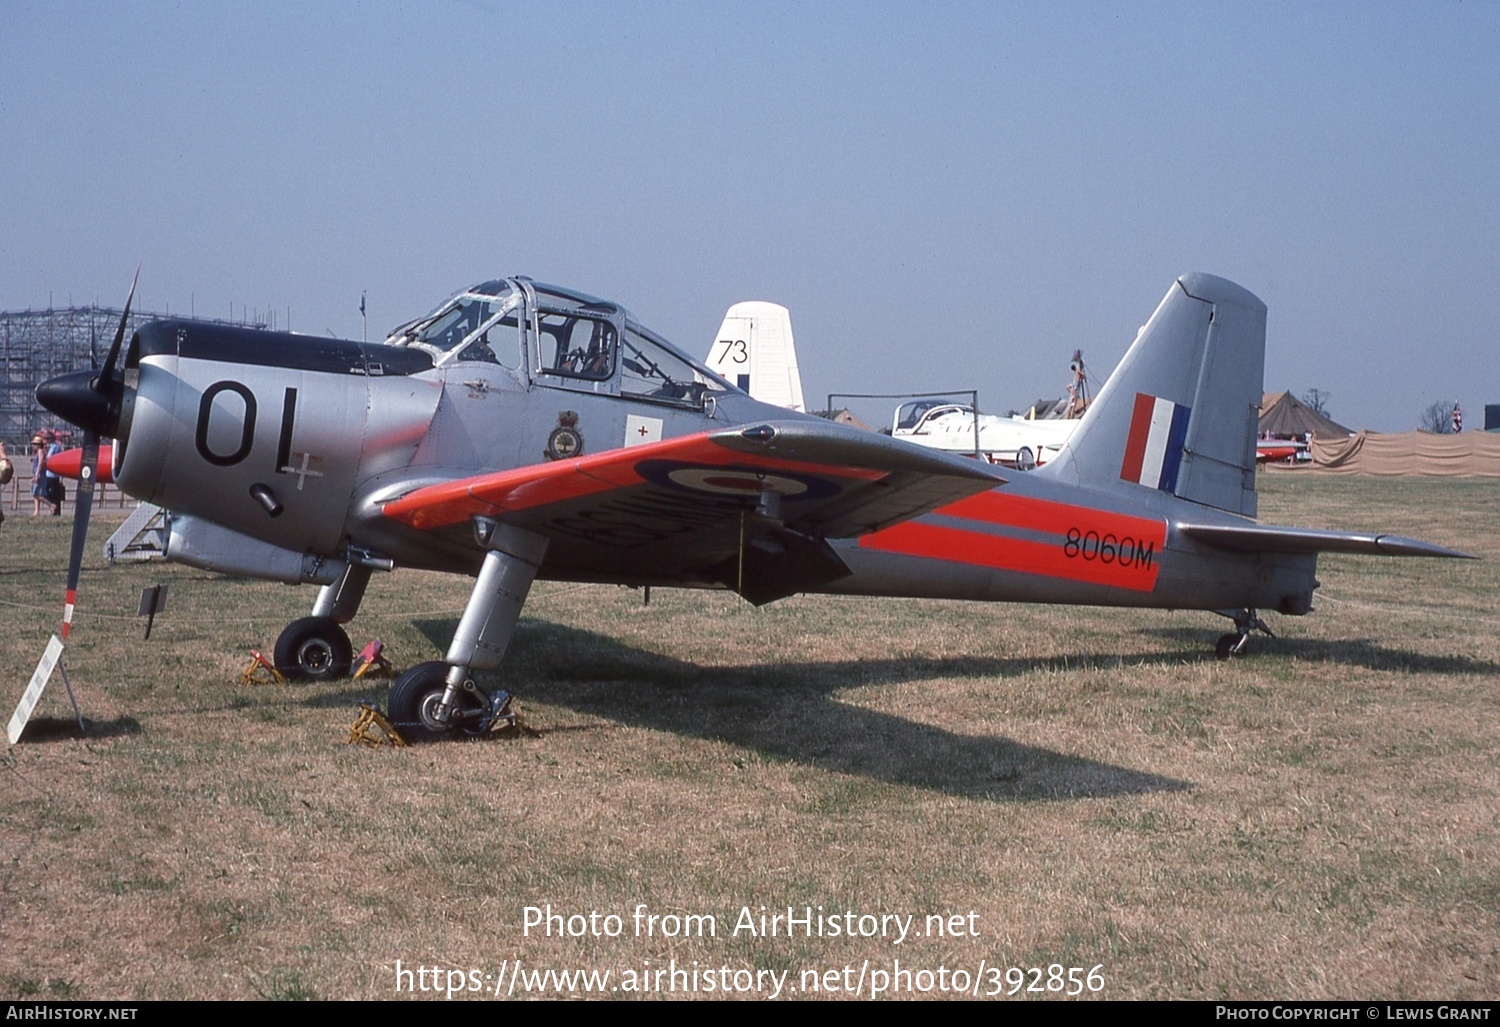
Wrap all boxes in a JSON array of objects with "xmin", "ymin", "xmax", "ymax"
[{"xmin": 1, "ymin": 474, "xmax": 1496, "ymax": 1000}]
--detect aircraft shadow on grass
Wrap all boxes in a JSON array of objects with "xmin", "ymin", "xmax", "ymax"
[{"xmin": 393, "ymin": 617, "xmax": 1193, "ymax": 803}]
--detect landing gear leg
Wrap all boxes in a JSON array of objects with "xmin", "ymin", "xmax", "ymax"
[
  {"xmin": 1214, "ymin": 608, "xmax": 1274, "ymax": 660},
  {"xmin": 388, "ymin": 519, "xmax": 547, "ymax": 741},
  {"xmin": 311, "ymin": 564, "xmax": 372, "ymax": 625}
]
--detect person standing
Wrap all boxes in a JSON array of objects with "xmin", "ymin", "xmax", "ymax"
[
  {"xmin": 29, "ymin": 434, "xmax": 47, "ymax": 516},
  {"xmin": 44, "ymin": 432, "xmax": 64, "ymax": 515},
  {"xmin": 0, "ymin": 440, "xmax": 12, "ymax": 525}
]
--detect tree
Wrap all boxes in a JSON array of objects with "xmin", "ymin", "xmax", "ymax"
[
  {"xmin": 1419, "ymin": 399, "xmax": 1456, "ymax": 434},
  {"xmin": 1300, "ymin": 388, "xmax": 1331, "ymax": 417}
]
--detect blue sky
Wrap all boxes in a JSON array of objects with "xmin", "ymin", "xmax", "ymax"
[{"xmin": 3, "ymin": 1, "xmax": 1496, "ymax": 431}]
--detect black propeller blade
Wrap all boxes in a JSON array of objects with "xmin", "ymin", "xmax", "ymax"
[
  {"xmin": 96, "ymin": 265, "xmax": 139, "ymax": 395},
  {"xmin": 35, "ymin": 264, "xmax": 139, "ymax": 440},
  {"xmin": 54, "ymin": 267, "xmax": 138, "ymax": 641}
]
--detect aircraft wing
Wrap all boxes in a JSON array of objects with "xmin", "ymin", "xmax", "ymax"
[
  {"xmin": 379, "ymin": 420, "xmax": 1005, "ymax": 603},
  {"xmin": 1179, "ymin": 522, "xmax": 1474, "ymax": 559}
]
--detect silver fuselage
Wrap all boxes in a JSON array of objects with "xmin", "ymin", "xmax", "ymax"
[{"xmin": 114, "ymin": 317, "xmax": 1316, "ymax": 620}]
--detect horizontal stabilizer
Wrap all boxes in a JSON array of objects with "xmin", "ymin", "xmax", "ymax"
[{"xmin": 1179, "ymin": 522, "xmax": 1474, "ymax": 559}]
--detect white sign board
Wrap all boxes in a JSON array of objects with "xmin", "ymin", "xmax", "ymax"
[{"xmin": 8, "ymin": 635, "xmax": 64, "ymax": 744}]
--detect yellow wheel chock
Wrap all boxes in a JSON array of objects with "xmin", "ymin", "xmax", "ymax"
[
  {"xmin": 240, "ymin": 649, "xmax": 288, "ymax": 686},
  {"xmin": 351, "ymin": 639, "xmax": 396, "ymax": 680},
  {"xmin": 346, "ymin": 703, "xmax": 408, "ymax": 747}
]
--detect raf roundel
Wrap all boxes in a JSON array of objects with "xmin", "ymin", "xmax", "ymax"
[
  {"xmin": 635, "ymin": 459, "xmax": 840, "ymax": 502},
  {"xmin": 666, "ymin": 468, "xmax": 808, "ymax": 497}
]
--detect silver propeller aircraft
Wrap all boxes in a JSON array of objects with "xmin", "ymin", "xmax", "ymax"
[{"xmin": 36, "ymin": 272, "xmax": 1468, "ymax": 741}]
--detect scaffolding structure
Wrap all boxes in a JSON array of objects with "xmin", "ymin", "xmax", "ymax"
[{"xmin": 0, "ymin": 305, "xmax": 265, "ymax": 448}]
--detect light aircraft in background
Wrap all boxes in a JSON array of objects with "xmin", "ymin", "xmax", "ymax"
[
  {"xmin": 890, "ymin": 350, "xmax": 1092, "ymax": 470},
  {"xmin": 36, "ymin": 272, "xmax": 1469, "ymax": 742},
  {"xmin": 1255, "ymin": 439, "xmax": 1307, "ymax": 464},
  {"xmin": 888, "ymin": 382, "xmax": 1311, "ymax": 469},
  {"xmin": 890, "ymin": 401, "xmax": 1078, "ymax": 470},
  {"xmin": 707, "ymin": 307, "xmax": 1087, "ymax": 471}
]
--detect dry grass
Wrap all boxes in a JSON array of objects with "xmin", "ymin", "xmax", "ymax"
[{"xmin": 0, "ymin": 475, "xmax": 1496, "ymax": 1000}]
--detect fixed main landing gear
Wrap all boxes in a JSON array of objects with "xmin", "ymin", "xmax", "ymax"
[
  {"xmin": 387, "ymin": 661, "xmax": 516, "ymax": 741},
  {"xmin": 274, "ymin": 616, "xmax": 353, "ymax": 681},
  {"xmin": 1214, "ymin": 608, "xmax": 1274, "ymax": 660},
  {"xmin": 386, "ymin": 519, "xmax": 547, "ymax": 742},
  {"xmin": 273, "ymin": 563, "xmax": 373, "ymax": 681}
]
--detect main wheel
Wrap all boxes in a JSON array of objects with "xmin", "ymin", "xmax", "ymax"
[
  {"xmin": 273, "ymin": 616, "xmax": 353, "ymax": 681},
  {"xmin": 1015, "ymin": 446, "xmax": 1036, "ymax": 471},
  {"xmin": 1215, "ymin": 633, "xmax": 1242, "ymax": 660},
  {"xmin": 387, "ymin": 661, "xmax": 487, "ymax": 742}
]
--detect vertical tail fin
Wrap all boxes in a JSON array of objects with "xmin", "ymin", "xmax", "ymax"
[
  {"xmin": 706, "ymin": 301, "xmax": 805, "ymax": 412},
  {"xmin": 1044, "ymin": 273, "xmax": 1266, "ymax": 517}
]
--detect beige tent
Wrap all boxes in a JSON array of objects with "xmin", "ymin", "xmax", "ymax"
[
  {"xmin": 1303, "ymin": 430, "xmax": 1500, "ymax": 476},
  {"xmin": 817, "ymin": 408, "xmax": 876, "ymax": 432},
  {"xmin": 1259, "ymin": 391, "xmax": 1352, "ymax": 438}
]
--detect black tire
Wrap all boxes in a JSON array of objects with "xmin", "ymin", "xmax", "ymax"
[
  {"xmin": 273, "ymin": 616, "xmax": 353, "ymax": 681},
  {"xmin": 387, "ymin": 661, "xmax": 486, "ymax": 742},
  {"xmin": 1015, "ymin": 446, "xmax": 1036, "ymax": 471},
  {"xmin": 1215, "ymin": 633, "xmax": 1241, "ymax": 660}
]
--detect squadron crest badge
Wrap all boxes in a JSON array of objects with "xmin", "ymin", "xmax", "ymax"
[{"xmin": 545, "ymin": 410, "xmax": 584, "ymax": 460}]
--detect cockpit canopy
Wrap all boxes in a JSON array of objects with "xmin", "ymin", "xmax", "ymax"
[
  {"xmin": 387, "ymin": 277, "xmax": 733, "ymax": 407},
  {"xmin": 893, "ymin": 400, "xmax": 977, "ymax": 435}
]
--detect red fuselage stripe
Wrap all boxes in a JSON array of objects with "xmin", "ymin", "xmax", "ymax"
[
  {"xmin": 861, "ymin": 492, "xmax": 1166, "ymax": 592},
  {"xmin": 935, "ymin": 490, "xmax": 1164, "ymax": 540}
]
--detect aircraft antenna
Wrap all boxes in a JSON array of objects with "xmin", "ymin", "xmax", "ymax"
[{"xmin": 737, "ymin": 510, "xmax": 746, "ymax": 596}]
